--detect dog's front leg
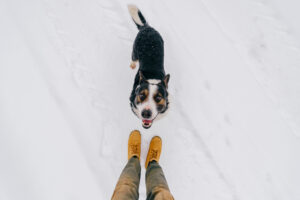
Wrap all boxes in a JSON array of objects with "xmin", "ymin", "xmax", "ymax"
[{"xmin": 130, "ymin": 60, "xmax": 138, "ymax": 70}]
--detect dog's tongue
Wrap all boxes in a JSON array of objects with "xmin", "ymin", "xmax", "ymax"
[{"xmin": 143, "ymin": 119, "xmax": 152, "ymax": 124}]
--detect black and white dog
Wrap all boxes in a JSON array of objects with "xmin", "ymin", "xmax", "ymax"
[{"xmin": 128, "ymin": 5, "xmax": 170, "ymax": 129}]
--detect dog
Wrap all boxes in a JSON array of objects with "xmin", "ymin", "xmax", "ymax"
[{"xmin": 128, "ymin": 5, "xmax": 170, "ymax": 129}]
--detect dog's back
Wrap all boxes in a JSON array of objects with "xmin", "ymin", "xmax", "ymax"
[{"xmin": 128, "ymin": 5, "xmax": 165, "ymax": 80}]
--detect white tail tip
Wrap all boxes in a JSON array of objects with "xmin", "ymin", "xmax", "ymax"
[{"xmin": 127, "ymin": 4, "xmax": 144, "ymax": 26}]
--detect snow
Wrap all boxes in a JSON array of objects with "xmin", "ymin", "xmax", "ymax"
[{"xmin": 1, "ymin": 0, "xmax": 300, "ymax": 199}]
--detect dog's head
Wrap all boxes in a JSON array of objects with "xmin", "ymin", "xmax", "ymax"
[{"xmin": 130, "ymin": 71, "xmax": 170, "ymax": 129}]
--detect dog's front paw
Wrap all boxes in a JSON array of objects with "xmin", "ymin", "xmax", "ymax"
[{"xmin": 130, "ymin": 61, "xmax": 137, "ymax": 70}]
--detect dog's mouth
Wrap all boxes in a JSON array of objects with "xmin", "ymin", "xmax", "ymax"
[{"xmin": 142, "ymin": 119, "xmax": 153, "ymax": 129}]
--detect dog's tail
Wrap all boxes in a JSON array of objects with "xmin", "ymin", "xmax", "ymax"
[{"xmin": 128, "ymin": 5, "xmax": 148, "ymax": 30}]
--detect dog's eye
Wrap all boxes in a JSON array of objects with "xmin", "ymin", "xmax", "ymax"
[
  {"xmin": 155, "ymin": 96, "xmax": 162, "ymax": 102},
  {"xmin": 139, "ymin": 93, "xmax": 146, "ymax": 101}
]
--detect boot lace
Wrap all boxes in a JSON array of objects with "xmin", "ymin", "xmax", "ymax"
[
  {"xmin": 150, "ymin": 149, "xmax": 158, "ymax": 159},
  {"xmin": 129, "ymin": 144, "xmax": 139, "ymax": 154}
]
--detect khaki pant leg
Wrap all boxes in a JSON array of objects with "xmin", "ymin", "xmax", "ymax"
[
  {"xmin": 111, "ymin": 157, "xmax": 141, "ymax": 200},
  {"xmin": 146, "ymin": 161, "xmax": 174, "ymax": 200}
]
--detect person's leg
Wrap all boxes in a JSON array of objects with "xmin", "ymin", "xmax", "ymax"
[
  {"xmin": 111, "ymin": 156, "xmax": 141, "ymax": 200},
  {"xmin": 111, "ymin": 130, "xmax": 141, "ymax": 200},
  {"xmin": 146, "ymin": 161, "xmax": 173, "ymax": 200},
  {"xmin": 145, "ymin": 136, "xmax": 174, "ymax": 200}
]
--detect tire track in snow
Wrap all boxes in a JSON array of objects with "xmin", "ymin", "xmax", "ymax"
[
  {"xmin": 200, "ymin": 0, "xmax": 300, "ymax": 138},
  {"xmin": 248, "ymin": 0, "xmax": 300, "ymax": 137},
  {"xmin": 190, "ymin": 1, "xmax": 300, "ymax": 199}
]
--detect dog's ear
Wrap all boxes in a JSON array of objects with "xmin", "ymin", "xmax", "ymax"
[
  {"xmin": 139, "ymin": 71, "xmax": 147, "ymax": 83},
  {"xmin": 163, "ymin": 74, "xmax": 170, "ymax": 88}
]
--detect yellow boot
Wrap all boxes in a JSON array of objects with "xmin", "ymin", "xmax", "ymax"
[
  {"xmin": 145, "ymin": 136, "xmax": 162, "ymax": 168},
  {"xmin": 128, "ymin": 130, "xmax": 141, "ymax": 160}
]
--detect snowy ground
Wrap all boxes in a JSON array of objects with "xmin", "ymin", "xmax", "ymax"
[{"xmin": 1, "ymin": 0, "xmax": 300, "ymax": 199}]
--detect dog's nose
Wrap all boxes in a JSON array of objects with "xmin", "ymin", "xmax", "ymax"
[{"xmin": 141, "ymin": 109, "xmax": 152, "ymax": 119}]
